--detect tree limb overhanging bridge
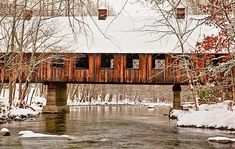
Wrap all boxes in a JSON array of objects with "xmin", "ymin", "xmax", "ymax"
[{"xmin": 0, "ymin": 16, "xmax": 223, "ymax": 113}]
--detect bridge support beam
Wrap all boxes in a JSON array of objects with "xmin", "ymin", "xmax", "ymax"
[
  {"xmin": 42, "ymin": 82, "xmax": 69, "ymax": 113},
  {"xmin": 172, "ymin": 84, "xmax": 182, "ymax": 110}
]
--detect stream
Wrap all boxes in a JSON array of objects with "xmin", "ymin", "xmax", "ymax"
[{"xmin": 0, "ymin": 105, "xmax": 235, "ymax": 149}]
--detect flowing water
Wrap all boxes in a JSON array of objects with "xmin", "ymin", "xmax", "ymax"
[{"xmin": 0, "ymin": 105, "xmax": 235, "ymax": 149}]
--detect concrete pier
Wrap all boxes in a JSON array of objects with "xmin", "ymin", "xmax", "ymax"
[
  {"xmin": 172, "ymin": 84, "xmax": 182, "ymax": 110},
  {"xmin": 42, "ymin": 82, "xmax": 69, "ymax": 113}
]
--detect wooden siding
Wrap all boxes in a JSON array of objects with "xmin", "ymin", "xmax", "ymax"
[{"xmin": 0, "ymin": 53, "xmax": 221, "ymax": 84}]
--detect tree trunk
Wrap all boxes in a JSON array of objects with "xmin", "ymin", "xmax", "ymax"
[
  {"xmin": 8, "ymin": 81, "xmax": 13, "ymax": 108},
  {"xmin": 30, "ymin": 84, "xmax": 38, "ymax": 105},
  {"xmin": 19, "ymin": 79, "xmax": 29, "ymax": 108}
]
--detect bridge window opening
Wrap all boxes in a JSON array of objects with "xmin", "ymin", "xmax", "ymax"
[
  {"xmin": 126, "ymin": 54, "xmax": 139, "ymax": 69},
  {"xmin": 205, "ymin": 54, "xmax": 222, "ymax": 67},
  {"xmin": 0, "ymin": 57, "xmax": 11, "ymax": 69},
  {"xmin": 51, "ymin": 57, "xmax": 64, "ymax": 68},
  {"xmin": 101, "ymin": 54, "xmax": 114, "ymax": 68},
  {"xmin": 152, "ymin": 54, "xmax": 165, "ymax": 69},
  {"xmin": 75, "ymin": 54, "xmax": 89, "ymax": 69},
  {"xmin": 178, "ymin": 56, "xmax": 192, "ymax": 69},
  {"xmin": 205, "ymin": 58, "xmax": 214, "ymax": 67},
  {"xmin": 0, "ymin": 57, "xmax": 4, "ymax": 68},
  {"xmin": 212, "ymin": 54, "xmax": 222, "ymax": 66}
]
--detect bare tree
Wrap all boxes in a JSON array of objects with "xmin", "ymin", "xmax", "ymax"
[
  {"xmin": 139, "ymin": 0, "xmax": 235, "ymax": 107},
  {"xmin": 137, "ymin": 0, "xmax": 214, "ymax": 110},
  {"xmin": 0, "ymin": 0, "xmax": 69, "ymax": 108},
  {"xmin": 0, "ymin": 0, "xmax": 118, "ymax": 109}
]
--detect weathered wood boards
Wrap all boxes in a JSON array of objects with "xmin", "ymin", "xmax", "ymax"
[{"xmin": 0, "ymin": 53, "xmax": 225, "ymax": 84}]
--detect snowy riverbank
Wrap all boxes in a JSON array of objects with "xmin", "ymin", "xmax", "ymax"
[
  {"xmin": 0, "ymin": 96, "xmax": 45, "ymax": 123},
  {"xmin": 67, "ymin": 98, "xmax": 170, "ymax": 107},
  {"xmin": 170, "ymin": 101, "xmax": 235, "ymax": 130}
]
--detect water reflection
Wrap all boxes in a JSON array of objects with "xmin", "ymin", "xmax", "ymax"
[
  {"xmin": 44, "ymin": 114, "xmax": 67, "ymax": 134},
  {"xmin": 70, "ymin": 106, "xmax": 129, "ymax": 122}
]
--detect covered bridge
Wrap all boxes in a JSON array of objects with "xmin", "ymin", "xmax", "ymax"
[{"xmin": 0, "ymin": 15, "xmax": 223, "ymax": 113}]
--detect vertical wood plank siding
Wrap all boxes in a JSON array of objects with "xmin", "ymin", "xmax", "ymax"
[{"xmin": 0, "ymin": 53, "xmax": 220, "ymax": 84}]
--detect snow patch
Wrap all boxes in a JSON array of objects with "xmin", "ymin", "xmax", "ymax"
[
  {"xmin": 174, "ymin": 102, "xmax": 235, "ymax": 130},
  {"xmin": 18, "ymin": 130, "xmax": 72, "ymax": 140},
  {"xmin": 0, "ymin": 128, "xmax": 9, "ymax": 132},
  {"xmin": 8, "ymin": 108, "xmax": 39, "ymax": 118},
  {"xmin": 169, "ymin": 109, "xmax": 188, "ymax": 119},
  {"xmin": 208, "ymin": 137, "xmax": 235, "ymax": 143}
]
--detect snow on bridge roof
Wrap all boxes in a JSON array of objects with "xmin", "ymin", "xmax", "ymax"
[
  {"xmin": 0, "ymin": 15, "xmax": 219, "ymax": 54},
  {"xmin": 55, "ymin": 15, "xmax": 218, "ymax": 54}
]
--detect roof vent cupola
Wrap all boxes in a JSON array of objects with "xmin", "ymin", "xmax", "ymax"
[
  {"xmin": 23, "ymin": 10, "xmax": 33, "ymax": 20},
  {"xmin": 98, "ymin": 6, "xmax": 107, "ymax": 20},
  {"xmin": 176, "ymin": 4, "xmax": 185, "ymax": 19}
]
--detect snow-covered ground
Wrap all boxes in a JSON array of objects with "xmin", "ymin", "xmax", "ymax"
[
  {"xmin": 170, "ymin": 101, "xmax": 235, "ymax": 130},
  {"xmin": 0, "ymin": 95, "xmax": 46, "ymax": 122},
  {"xmin": 170, "ymin": 101, "xmax": 235, "ymax": 144}
]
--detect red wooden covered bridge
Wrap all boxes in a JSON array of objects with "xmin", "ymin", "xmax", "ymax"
[
  {"xmin": 2, "ymin": 52, "xmax": 223, "ymax": 84},
  {"xmin": 0, "ymin": 15, "xmax": 223, "ymax": 113}
]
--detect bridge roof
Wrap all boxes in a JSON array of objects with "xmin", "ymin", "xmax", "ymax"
[
  {"xmin": 0, "ymin": 15, "xmax": 220, "ymax": 54},
  {"xmin": 56, "ymin": 15, "xmax": 218, "ymax": 54}
]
